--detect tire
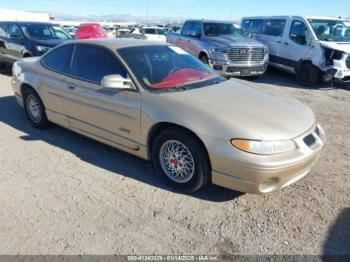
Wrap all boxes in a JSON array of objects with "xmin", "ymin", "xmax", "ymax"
[
  {"xmin": 23, "ymin": 88, "xmax": 49, "ymax": 129},
  {"xmin": 296, "ymin": 63, "xmax": 319, "ymax": 87},
  {"xmin": 152, "ymin": 128, "xmax": 210, "ymax": 193},
  {"xmin": 200, "ymin": 55, "xmax": 209, "ymax": 65}
]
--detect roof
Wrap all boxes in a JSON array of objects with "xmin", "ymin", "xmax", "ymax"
[
  {"xmin": 63, "ymin": 38, "xmax": 169, "ymax": 50},
  {"xmin": 143, "ymin": 26, "xmax": 164, "ymax": 29},
  {"xmin": 185, "ymin": 19, "xmax": 236, "ymax": 24},
  {"xmin": 241, "ymin": 15, "xmax": 345, "ymax": 21}
]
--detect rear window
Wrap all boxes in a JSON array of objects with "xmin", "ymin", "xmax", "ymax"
[{"xmin": 42, "ymin": 45, "xmax": 73, "ymax": 74}]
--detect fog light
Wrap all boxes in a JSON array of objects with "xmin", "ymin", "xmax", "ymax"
[
  {"xmin": 213, "ymin": 65, "xmax": 223, "ymax": 71},
  {"xmin": 259, "ymin": 178, "xmax": 279, "ymax": 193}
]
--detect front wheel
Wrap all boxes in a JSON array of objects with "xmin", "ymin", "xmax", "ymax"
[
  {"xmin": 200, "ymin": 55, "xmax": 209, "ymax": 65},
  {"xmin": 296, "ymin": 63, "xmax": 319, "ymax": 87},
  {"xmin": 152, "ymin": 128, "xmax": 210, "ymax": 193}
]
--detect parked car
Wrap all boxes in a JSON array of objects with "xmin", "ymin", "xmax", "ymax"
[
  {"xmin": 108, "ymin": 28, "xmax": 131, "ymax": 38},
  {"xmin": 11, "ymin": 39, "xmax": 325, "ymax": 194},
  {"xmin": 75, "ymin": 23, "xmax": 107, "ymax": 39},
  {"xmin": 130, "ymin": 26, "xmax": 166, "ymax": 42},
  {"xmin": 62, "ymin": 25, "xmax": 77, "ymax": 38},
  {"xmin": 0, "ymin": 21, "xmax": 72, "ymax": 62},
  {"xmin": 242, "ymin": 16, "xmax": 350, "ymax": 86},
  {"xmin": 167, "ymin": 20, "xmax": 269, "ymax": 78}
]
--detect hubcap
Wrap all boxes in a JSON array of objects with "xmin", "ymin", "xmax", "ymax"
[
  {"xmin": 159, "ymin": 140, "xmax": 195, "ymax": 183},
  {"xmin": 26, "ymin": 95, "xmax": 42, "ymax": 123}
]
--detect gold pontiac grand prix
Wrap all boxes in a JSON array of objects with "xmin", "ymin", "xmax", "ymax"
[{"xmin": 11, "ymin": 39, "xmax": 326, "ymax": 194}]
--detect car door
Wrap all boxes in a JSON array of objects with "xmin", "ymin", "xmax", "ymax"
[
  {"xmin": 259, "ymin": 19, "xmax": 287, "ymax": 58},
  {"xmin": 62, "ymin": 44, "xmax": 141, "ymax": 150},
  {"xmin": 39, "ymin": 44, "xmax": 74, "ymax": 126},
  {"xmin": 187, "ymin": 22, "xmax": 202, "ymax": 55},
  {"xmin": 6, "ymin": 23, "xmax": 25, "ymax": 59},
  {"xmin": 0, "ymin": 23, "xmax": 8, "ymax": 57},
  {"xmin": 277, "ymin": 19, "xmax": 313, "ymax": 71},
  {"xmin": 176, "ymin": 22, "xmax": 194, "ymax": 53}
]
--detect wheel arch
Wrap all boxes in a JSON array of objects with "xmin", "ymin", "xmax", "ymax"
[
  {"xmin": 20, "ymin": 83, "xmax": 42, "ymax": 104},
  {"xmin": 295, "ymin": 59, "xmax": 320, "ymax": 72},
  {"xmin": 147, "ymin": 122, "xmax": 212, "ymax": 170},
  {"xmin": 198, "ymin": 51, "xmax": 208, "ymax": 59},
  {"xmin": 22, "ymin": 52, "xmax": 32, "ymax": 58}
]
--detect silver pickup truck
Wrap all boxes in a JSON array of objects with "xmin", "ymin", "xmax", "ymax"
[{"xmin": 167, "ymin": 20, "xmax": 269, "ymax": 78}]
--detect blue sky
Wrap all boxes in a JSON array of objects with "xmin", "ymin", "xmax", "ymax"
[{"xmin": 0, "ymin": 0, "xmax": 349, "ymax": 19}]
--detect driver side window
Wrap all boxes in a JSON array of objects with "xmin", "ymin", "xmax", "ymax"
[
  {"xmin": 290, "ymin": 21, "xmax": 309, "ymax": 45},
  {"xmin": 7, "ymin": 24, "xmax": 22, "ymax": 38},
  {"xmin": 182, "ymin": 22, "xmax": 194, "ymax": 36},
  {"xmin": 71, "ymin": 44, "xmax": 127, "ymax": 84}
]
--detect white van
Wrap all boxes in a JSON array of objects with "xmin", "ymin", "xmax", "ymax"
[
  {"xmin": 241, "ymin": 16, "xmax": 350, "ymax": 86},
  {"xmin": 130, "ymin": 27, "xmax": 166, "ymax": 43}
]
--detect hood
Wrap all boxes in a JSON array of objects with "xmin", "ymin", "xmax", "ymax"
[
  {"xmin": 31, "ymin": 38, "xmax": 65, "ymax": 48},
  {"xmin": 319, "ymin": 40, "xmax": 350, "ymax": 54},
  {"xmin": 159, "ymin": 79, "xmax": 315, "ymax": 140},
  {"xmin": 203, "ymin": 35, "xmax": 265, "ymax": 48}
]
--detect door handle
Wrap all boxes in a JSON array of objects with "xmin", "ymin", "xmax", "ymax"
[
  {"xmin": 283, "ymin": 42, "xmax": 289, "ymax": 46},
  {"xmin": 68, "ymin": 85, "xmax": 76, "ymax": 90},
  {"xmin": 277, "ymin": 40, "xmax": 282, "ymax": 44}
]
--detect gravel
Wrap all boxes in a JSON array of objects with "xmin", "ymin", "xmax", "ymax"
[{"xmin": 0, "ymin": 69, "xmax": 349, "ymax": 255}]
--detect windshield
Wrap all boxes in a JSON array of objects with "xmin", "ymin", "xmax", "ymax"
[
  {"xmin": 308, "ymin": 19, "xmax": 350, "ymax": 42},
  {"xmin": 118, "ymin": 45, "xmax": 223, "ymax": 90},
  {"xmin": 21, "ymin": 24, "xmax": 72, "ymax": 40},
  {"xmin": 203, "ymin": 23, "xmax": 237, "ymax": 36},
  {"xmin": 144, "ymin": 28, "xmax": 165, "ymax": 35},
  {"xmin": 232, "ymin": 27, "xmax": 244, "ymax": 37}
]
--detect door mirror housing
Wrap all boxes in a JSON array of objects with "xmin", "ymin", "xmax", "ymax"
[
  {"xmin": 190, "ymin": 31, "xmax": 201, "ymax": 38},
  {"xmin": 101, "ymin": 74, "xmax": 133, "ymax": 90}
]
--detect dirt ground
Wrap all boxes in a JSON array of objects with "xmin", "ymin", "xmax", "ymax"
[{"xmin": 0, "ymin": 68, "xmax": 349, "ymax": 255}]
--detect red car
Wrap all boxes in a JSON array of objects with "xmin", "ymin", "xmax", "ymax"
[{"xmin": 75, "ymin": 23, "xmax": 107, "ymax": 39}]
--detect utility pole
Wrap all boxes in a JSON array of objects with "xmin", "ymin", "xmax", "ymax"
[{"xmin": 146, "ymin": 0, "xmax": 149, "ymax": 23}]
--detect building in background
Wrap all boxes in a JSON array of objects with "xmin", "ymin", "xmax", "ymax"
[{"xmin": 0, "ymin": 8, "xmax": 51, "ymax": 22}]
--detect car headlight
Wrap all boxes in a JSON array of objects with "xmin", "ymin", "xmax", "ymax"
[
  {"xmin": 36, "ymin": 45, "xmax": 51, "ymax": 52},
  {"xmin": 211, "ymin": 47, "xmax": 229, "ymax": 53},
  {"xmin": 231, "ymin": 139, "xmax": 296, "ymax": 155}
]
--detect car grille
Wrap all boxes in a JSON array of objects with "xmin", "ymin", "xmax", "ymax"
[
  {"xmin": 228, "ymin": 47, "xmax": 265, "ymax": 64},
  {"xmin": 346, "ymin": 56, "xmax": 350, "ymax": 69}
]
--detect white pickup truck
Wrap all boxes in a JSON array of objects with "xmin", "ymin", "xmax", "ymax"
[{"xmin": 167, "ymin": 19, "xmax": 269, "ymax": 78}]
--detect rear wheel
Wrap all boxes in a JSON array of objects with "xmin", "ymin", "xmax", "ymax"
[
  {"xmin": 23, "ymin": 88, "xmax": 49, "ymax": 129},
  {"xmin": 296, "ymin": 63, "xmax": 319, "ymax": 87},
  {"xmin": 152, "ymin": 128, "xmax": 210, "ymax": 193}
]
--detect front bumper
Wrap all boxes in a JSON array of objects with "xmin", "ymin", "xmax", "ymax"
[
  {"xmin": 209, "ymin": 124, "xmax": 326, "ymax": 194},
  {"xmin": 322, "ymin": 55, "xmax": 350, "ymax": 83},
  {"xmin": 209, "ymin": 59, "xmax": 268, "ymax": 77}
]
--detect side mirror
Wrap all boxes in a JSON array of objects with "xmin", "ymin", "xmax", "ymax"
[
  {"xmin": 101, "ymin": 74, "xmax": 133, "ymax": 90},
  {"xmin": 190, "ymin": 31, "xmax": 200, "ymax": 38}
]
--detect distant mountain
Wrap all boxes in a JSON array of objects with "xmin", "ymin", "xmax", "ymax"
[{"xmin": 48, "ymin": 11, "xmax": 185, "ymax": 23}]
